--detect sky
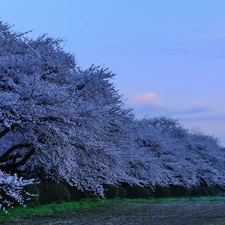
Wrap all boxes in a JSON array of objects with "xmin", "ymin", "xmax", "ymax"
[{"xmin": 1, "ymin": 0, "xmax": 225, "ymax": 146}]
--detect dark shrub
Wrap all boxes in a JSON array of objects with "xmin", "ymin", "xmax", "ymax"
[
  {"xmin": 205, "ymin": 187, "xmax": 216, "ymax": 196},
  {"xmin": 126, "ymin": 185, "xmax": 151, "ymax": 198},
  {"xmin": 23, "ymin": 184, "xmax": 40, "ymax": 205},
  {"xmin": 38, "ymin": 181, "xmax": 71, "ymax": 204},
  {"xmin": 217, "ymin": 186, "xmax": 225, "ymax": 196},
  {"xmin": 170, "ymin": 185, "xmax": 191, "ymax": 197},
  {"xmin": 213, "ymin": 187, "xmax": 220, "ymax": 195},
  {"xmin": 191, "ymin": 186, "xmax": 209, "ymax": 196},
  {"xmin": 103, "ymin": 184, "xmax": 119, "ymax": 199},
  {"xmin": 120, "ymin": 182, "xmax": 129, "ymax": 188},
  {"xmin": 219, "ymin": 186, "xmax": 225, "ymax": 192},
  {"xmin": 69, "ymin": 187, "xmax": 92, "ymax": 200},
  {"xmin": 154, "ymin": 186, "xmax": 171, "ymax": 198},
  {"xmin": 118, "ymin": 186, "xmax": 127, "ymax": 198},
  {"xmin": 82, "ymin": 190, "xmax": 93, "ymax": 198}
]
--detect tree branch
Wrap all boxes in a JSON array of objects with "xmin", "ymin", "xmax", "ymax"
[
  {"xmin": 0, "ymin": 124, "xmax": 17, "ymax": 139},
  {"xmin": 0, "ymin": 143, "xmax": 33, "ymax": 162},
  {"xmin": 0, "ymin": 146, "xmax": 35, "ymax": 173}
]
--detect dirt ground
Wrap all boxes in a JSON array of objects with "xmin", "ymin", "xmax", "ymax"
[{"xmin": 3, "ymin": 203, "xmax": 225, "ymax": 225}]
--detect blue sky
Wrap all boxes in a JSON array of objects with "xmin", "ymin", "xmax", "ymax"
[{"xmin": 1, "ymin": 0, "xmax": 225, "ymax": 146}]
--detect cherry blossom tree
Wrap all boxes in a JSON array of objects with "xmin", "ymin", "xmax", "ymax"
[
  {"xmin": 0, "ymin": 20, "xmax": 136, "ymax": 206},
  {"xmin": 128, "ymin": 116, "xmax": 225, "ymax": 189},
  {"xmin": 186, "ymin": 128, "xmax": 225, "ymax": 187},
  {"xmin": 0, "ymin": 25, "xmax": 77, "ymax": 179}
]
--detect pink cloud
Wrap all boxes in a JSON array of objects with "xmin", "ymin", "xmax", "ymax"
[
  {"xmin": 128, "ymin": 92, "xmax": 164, "ymax": 107},
  {"xmin": 190, "ymin": 99, "xmax": 207, "ymax": 108}
]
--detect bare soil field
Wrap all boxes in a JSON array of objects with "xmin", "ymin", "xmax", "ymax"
[{"xmin": 2, "ymin": 203, "xmax": 225, "ymax": 225}]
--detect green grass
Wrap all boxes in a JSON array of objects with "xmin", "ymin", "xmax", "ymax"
[
  {"xmin": 204, "ymin": 221, "xmax": 225, "ymax": 225},
  {"xmin": 0, "ymin": 196, "xmax": 225, "ymax": 222}
]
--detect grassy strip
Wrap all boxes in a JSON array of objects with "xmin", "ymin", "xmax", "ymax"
[
  {"xmin": 204, "ymin": 220, "xmax": 225, "ymax": 225},
  {"xmin": 0, "ymin": 196, "xmax": 224, "ymax": 222}
]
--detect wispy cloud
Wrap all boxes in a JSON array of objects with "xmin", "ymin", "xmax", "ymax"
[
  {"xmin": 198, "ymin": 33, "xmax": 225, "ymax": 39},
  {"xmin": 128, "ymin": 95, "xmax": 225, "ymax": 124},
  {"xmin": 190, "ymin": 99, "xmax": 207, "ymax": 110},
  {"xmin": 169, "ymin": 99, "xmax": 208, "ymax": 116},
  {"xmin": 170, "ymin": 100, "xmax": 225, "ymax": 123},
  {"xmin": 206, "ymin": 54, "xmax": 225, "ymax": 58},
  {"xmin": 128, "ymin": 92, "xmax": 164, "ymax": 107},
  {"xmin": 160, "ymin": 46, "xmax": 198, "ymax": 54},
  {"xmin": 178, "ymin": 107, "xmax": 225, "ymax": 126},
  {"xmin": 177, "ymin": 106, "xmax": 208, "ymax": 115}
]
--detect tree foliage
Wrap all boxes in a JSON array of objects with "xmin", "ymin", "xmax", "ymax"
[
  {"xmin": 0, "ymin": 21, "xmax": 225, "ymax": 211},
  {"xmin": 0, "ymin": 171, "xmax": 33, "ymax": 211},
  {"xmin": 0, "ymin": 21, "xmax": 135, "ymax": 208},
  {"xmin": 129, "ymin": 116, "xmax": 225, "ymax": 188}
]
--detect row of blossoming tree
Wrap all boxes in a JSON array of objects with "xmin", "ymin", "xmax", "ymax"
[{"xmin": 0, "ymin": 21, "xmax": 224, "ymax": 211}]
